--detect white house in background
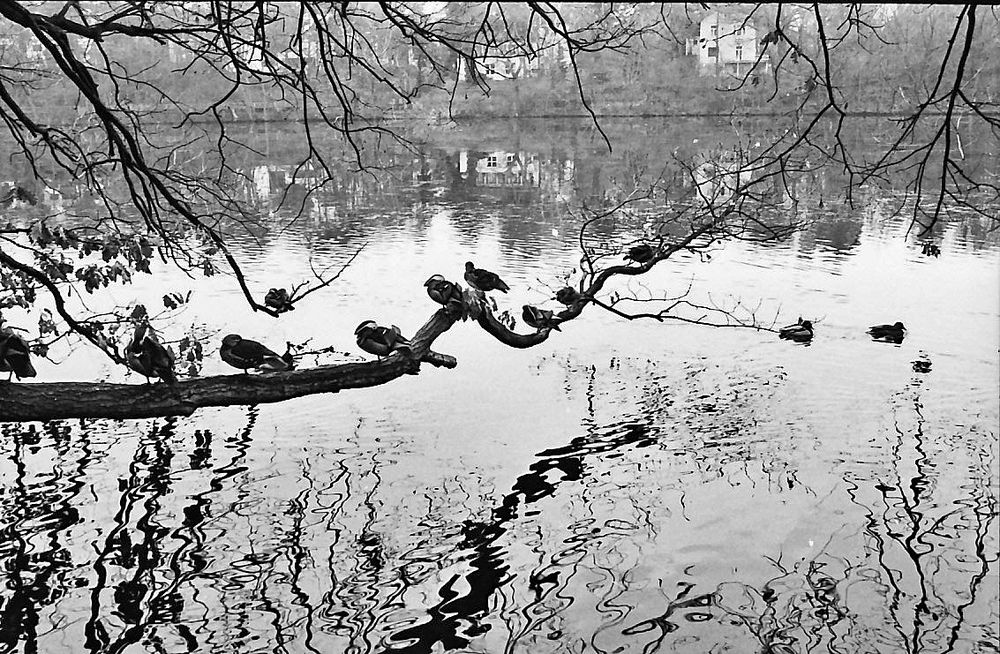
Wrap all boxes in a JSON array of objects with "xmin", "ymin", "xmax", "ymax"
[
  {"xmin": 687, "ymin": 12, "xmax": 767, "ymax": 77},
  {"xmin": 458, "ymin": 54, "xmax": 538, "ymax": 82},
  {"xmin": 456, "ymin": 24, "xmax": 570, "ymax": 82}
]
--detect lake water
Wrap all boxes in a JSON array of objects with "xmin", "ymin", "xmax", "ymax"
[{"xmin": 1, "ymin": 118, "xmax": 997, "ymax": 653}]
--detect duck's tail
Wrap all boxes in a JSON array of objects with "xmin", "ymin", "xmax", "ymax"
[
  {"xmin": 259, "ymin": 354, "xmax": 293, "ymax": 372},
  {"xmin": 16, "ymin": 359, "xmax": 37, "ymax": 379}
]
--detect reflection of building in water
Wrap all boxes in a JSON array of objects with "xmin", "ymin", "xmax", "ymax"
[
  {"xmin": 473, "ymin": 151, "xmax": 540, "ymax": 188},
  {"xmin": 545, "ymin": 158, "xmax": 576, "ymax": 205},
  {"xmin": 459, "ymin": 150, "xmax": 576, "ymax": 206},
  {"xmin": 235, "ymin": 147, "xmax": 581, "ymax": 220},
  {"xmin": 252, "ymin": 165, "xmax": 271, "ymax": 199},
  {"xmin": 691, "ymin": 151, "xmax": 753, "ymax": 207}
]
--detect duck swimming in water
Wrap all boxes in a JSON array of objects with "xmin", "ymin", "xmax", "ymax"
[
  {"xmin": 868, "ymin": 321, "xmax": 906, "ymax": 343},
  {"xmin": 220, "ymin": 334, "xmax": 294, "ymax": 372},
  {"xmin": 126, "ymin": 322, "xmax": 177, "ymax": 383},
  {"xmin": 0, "ymin": 329, "xmax": 36, "ymax": 380},
  {"xmin": 464, "ymin": 262, "xmax": 510, "ymax": 293},
  {"xmin": 779, "ymin": 319, "xmax": 813, "ymax": 342},
  {"xmin": 355, "ymin": 321, "xmax": 411, "ymax": 360}
]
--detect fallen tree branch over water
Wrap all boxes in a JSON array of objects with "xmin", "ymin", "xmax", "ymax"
[
  {"xmin": 1, "ymin": 310, "xmax": 457, "ymax": 421},
  {"xmin": 2, "ymin": 203, "xmax": 785, "ymax": 422}
]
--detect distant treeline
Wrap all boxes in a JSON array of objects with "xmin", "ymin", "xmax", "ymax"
[{"xmin": 1, "ymin": 4, "xmax": 996, "ymax": 123}]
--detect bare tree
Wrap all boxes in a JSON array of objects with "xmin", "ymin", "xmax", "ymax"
[{"xmin": 0, "ymin": 2, "xmax": 995, "ymax": 420}]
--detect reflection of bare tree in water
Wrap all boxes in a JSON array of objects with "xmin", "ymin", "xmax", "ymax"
[
  {"xmin": 379, "ymin": 359, "xmax": 808, "ymax": 653},
  {"xmin": 706, "ymin": 377, "xmax": 998, "ymax": 654},
  {"xmin": 84, "ymin": 417, "xmax": 178, "ymax": 653},
  {"xmin": 85, "ymin": 407, "xmax": 262, "ymax": 653},
  {"xmin": 384, "ymin": 419, "xmax": 660, "ymax": 653},
  {"xmin": 860, "ymin": 379, "xmax": 997, "ymax": 653},
  {"xmin": 2, "ymin": 360, "xmax": 994, "ymax": 654},
  {"xmin": 0, "ymin": 422, "xmax": 92, "ymax": 652},
  {"xmin": 0, "ymin": 407, "xmax": 261, "ymax": 653}
]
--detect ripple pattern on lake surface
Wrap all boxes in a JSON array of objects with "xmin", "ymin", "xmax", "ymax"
[{"xmin": 0, "ymin": 118, "xmax": 997, "ymax": 653}]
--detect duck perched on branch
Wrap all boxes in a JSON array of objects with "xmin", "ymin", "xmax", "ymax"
[
  {"xmin": 464, "ymin": 262, "xmax": 510, "ymax": 293},
  {"xmin": 126, "ymin": 322, "xmax": 176, "ymax": 383},
  {"xmin": 554, "ymin": 287, "xmax": 582, "ymax": 306},
  {"xmin": 522, "ymin": 305, "xmax": 562, "ymax": 332},
  {"xmin": 424, "ymin": 274, "xmax": 465, "ymax": 317},
  {"xmin": 0, "ymin": 329, "xmax": 36, "ymax": 380},
  {"xmin": 778, "ymin": 318, "xmax": 814, "ymax": 343},
  {"xmin": 264, "ymin": 288, "xmax": 295, "ymax": 313},
  {"xmin": 868, "ymin": 321, "xmax": 906, "ymax": 343},
  {"xmin": 220, "ymin": 334, "xmax": 294, "ymax": 372},
  {"xmin": 625, "ymin": 244, "xmax": 656, "ymax": 264},
  {"xmin": 355, "ymin": 321, "xmax": 411, "ymax": 360}
]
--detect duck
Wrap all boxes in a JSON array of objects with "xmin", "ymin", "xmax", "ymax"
[
  {"xmin": 264, "ymin": 288, "xmax": 295, "ymax": 313},
  {"xmin": 424, "ymin": 274, "xmax": 465, "ymax": 316},
  {"xmin": 625, "ymin": 244, "xmax": 656, "ymax": 264},
  {"xmin": 355, "ymin": 321, "xmax": 411, "ymax": 359},
  {"xmin": 778, "ymin": 319, "xmax": 813, "ymax": 342},
  {"xmin": 868, "ymin": 321, "xmax": 906, "ymax": 343},
  {"xmin": 554, "ymin": 287, "xmax": 582, "ymax": 306},
  {"xmin": 0, "ymin": 330, "xmax": 37, "ymax": 380},
  {"xmin": 464, "ymin": 261, "xmax": 510, "ymax": 293},
  {"xmin": 126, "ymin": 322, "xmax": 177, "ymax": 383},
  {"xmin": 220, "ymin": 334, "xmax": 294, "ymax": 372},
  {"xmin": 522, "ymin": 305, "xmax": 562, "ymax": 331},
  {"xmin": 781, "ymin": 316, "xmax": 803, "ymax": 330},
  {"xmin": 921, "ymin": 242, "xmax": 941, "ymax": 258}
]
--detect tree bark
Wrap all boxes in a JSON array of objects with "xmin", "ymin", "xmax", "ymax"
[
  {"xmin": 1, "ymin": 242, "xmax": 700, "ymax": 422},
  {"xmin": 1, "ymin": 309, "xmax": 460, "ymax": 422},
  {"xmin": 0, "ymin": 304, "xmax": 566, "ymax": 422}
]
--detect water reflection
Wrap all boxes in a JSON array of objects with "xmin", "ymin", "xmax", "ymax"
[
  {"xmin": 0, "ymin": 118, "xmax": 996, "ymax": 653},
  {"xmin": 6, "ymin": 118, "xmax": 996, "ymax": 263},
  {"xmin": 3, "ymin": 348, "xmax": 993, "ymax": 654}
]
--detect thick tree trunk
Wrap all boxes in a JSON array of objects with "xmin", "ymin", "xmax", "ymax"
[
  {"xmin": 1, "ymin": 249, "xmax": 681, "ymax": 422},
  {"xmin": 1, "ymin": 310, "xmax": 461, "ymax": 422}
]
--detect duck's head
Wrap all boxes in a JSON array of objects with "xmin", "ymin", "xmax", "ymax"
[
  {"xmin": 222, "ymin": 334, "xmax": 242, "ymax": 347},
  {"xmin": 801, "ymin": 320, "xmax": 813, "ymax": 329},
  {"xmin": 424, "ymin": 274, "xmax": 446, "ymax": 287},
  {"xmin": 355, "ymin": 320, "xmax": 378, "ymax": 336},
  {"xmin": 894, "ymin": 321, "xmax": 906, "ymax": 330},
  {"xmin": 465, "ymin": 261, "xmax": 475, "ymax": 271},
  {"xmin": 129, "ymin": 321, "xmax": 149, "ymax": 347}
]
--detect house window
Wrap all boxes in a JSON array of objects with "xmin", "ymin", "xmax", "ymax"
[
  {"xmin": 707, "ymin": 46, "xmax": 718, "ymax": 58},
  {"xmin": 710, "ymin": 24, "xmax": 718, "ymax": 38},
  {"xmin": 506, "ymin": 154, "xmax": 515, "ymax": 164},
  {"xmin": 736, "ymin": 26, "xmax": 745, "ymax": 36},
  {"xmin": 487, "ymin": 155, "xmax": 498, "ymax": 168},
  {"xmin": 735, "ymin": 45, "xmax": 744, "ymax": 60}
]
